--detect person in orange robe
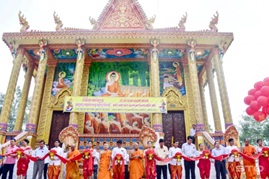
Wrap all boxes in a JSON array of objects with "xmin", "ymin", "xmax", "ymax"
[
  {"xmin": 197, "ymin": 143, "xmax": 211, "ymax": 179},
  {"xmin": 66, "ymin": 144, "xmax": 80, "ymax": 179},
  {"xmin": 17, "ymin": 139, "xmax": 31, "ymax": 179},
  {"xmin": 242, "ymin": 138, "xmax": 257, "ymax": 179},
  {"xmin": 102, "ymin": 72, "xmax": 124, "ymax": 97},
  {"xmin": 129, "ymin": 142, "xmax": 144, "ymax": 179},
  {"xmin": 98, "ymin": 143, "xmax": 112, "ymax": 179}
]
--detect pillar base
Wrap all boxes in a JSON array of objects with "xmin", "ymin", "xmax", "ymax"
[{"xmin": 0, "ymin": 123, "xmax": 8, "ymax": 132}]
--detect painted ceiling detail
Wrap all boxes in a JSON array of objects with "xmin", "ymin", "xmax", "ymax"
[
  {"xmin": 158, "ymin": 49, "xmax": 185, "ymax": 59},
  {"xmin": 195, "ymin": 49, "xmax": 210, "ymax": 60},
  {"xmin": 88, "ymin": 48, "xmax": 148, "ymax": 59}
]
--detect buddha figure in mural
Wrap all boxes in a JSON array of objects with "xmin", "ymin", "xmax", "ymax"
[
  {"xmin": 57, "ymin": 71, "xmax": 68, "ymax": 88},
  {"xmin": 102, "ymin": 71, "xmax": 124, "ymax": 97}
]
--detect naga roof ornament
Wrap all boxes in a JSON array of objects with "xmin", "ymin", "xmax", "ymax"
[
  {"xmin": 178, "ymin": 12, "xmax": 187, "ymax": 31},
  {"xmin": 209, "ymin": 11, "xmax": 219, "ymax": 32},
  {"xmin": 53, "ymin": 11, "xmax": 63, "ymax": 31},
  {"xmin": 18, "ymin": 11, "xmax": 30, "ymax": 32}
]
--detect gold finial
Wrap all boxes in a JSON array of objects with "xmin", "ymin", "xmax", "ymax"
[
  {"xmin": 178, "ymin": 12, "xmax": 187, "ymax": 31},
  {"xmin": 209, "ymin": 11, "xmax": 219, "ymax": 32},
  {"xmin": 18, "ymin": 11, "xmax": 30, "ymax": 32},
  {"xmin": 53, "ymin": 11, "xmax": 63, "ymax": 31}
]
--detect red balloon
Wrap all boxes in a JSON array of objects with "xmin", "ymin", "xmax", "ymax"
[
  {"xmin": 253, "ymin": 111, "xmax": 267, "ymax": 122},
  {"xmin": 261, "ymin": 86, "xmax": 269, "ymax": 97},
  {"xmin": 248, "ymin": 89, "xmax": 257, "ymax": 95},
  {"xmin": 265, "ymin": 106, "xmax": 269, "ymax": 115},
  {"xmin": 257, "ymin": 96, "xmax": 269, "ymax": 107},
  {"xmin": 246, "ymin": 107, "xmax": 255, "ymax": 115},
  {"xmin": 250, "ymin": 101, "xmax": 261, "ymax": 111},
  {"xmin": 264, "ymin": 77, "xmax": 269, "ymax": 86},
  {"xmin": 254, "ymin": 81, "xmax": 264, "ymax": 90},
  {"xmin": 244, "ymin": 95, "xmax": 255, "ymax": 105},
  {"xmin": 254, "ymin": 91, "xmax": 261, "ymax": 99}
]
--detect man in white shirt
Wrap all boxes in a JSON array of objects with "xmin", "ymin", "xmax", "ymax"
[
  {"xmin": 154, "ymin": 138, "xmax": 169, "ymax": 179},
  {"xmin": 48, "ymin": 140, "xmax": 64, "ymax": 179},
  {"xmin": 169, "ymin": 141, "xmax": 182, "ymax": 179},
  {"xmin": 182, "ymin": 136, "xmax": 197, "ymax": 179},
  {"xmin": 190, "ymin": 124, "xmax": 196, "ymax": 144},
  {"xmin": 32, "ymin": 140, "xmax": 49, "ymax": 179},
  {"xmin": 225, "ymin": 138, "xmax": 241, "ymax": 179},
  {"xmin": 43, "ymin": 144, "xmax": 49, "ymax": 179},
  {"xmin": 212, "ymin": 141, "xmax": 226, "ymax": 179},
  {"xmin": 111, "ymin": 139, "xmax": 128, "ymax": 179},
  {"xmin": 93, "ymin": 145, "xmax": 100, "ymax": 179}
]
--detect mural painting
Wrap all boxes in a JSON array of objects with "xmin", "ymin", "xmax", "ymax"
[
  {"xmin": 84, "ymin": 61, "xmax": 151, "ymax": 134},
  {"xmin": 159, "ymin": 61, "xmax": 186, "ymax": 95},
  {"xmin": 51, "ymin": 63, "xmax": 76, "ymax": 96}
]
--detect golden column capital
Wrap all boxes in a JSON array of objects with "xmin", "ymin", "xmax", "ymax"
[
  {"xmin": 213, "ymin": 48, "xmax": 233, "ymax": 128},
  {"xmin": 69, "ymin": 39, "xmax": 86, "ymax": 128},
  {"xmin": 0, "ymin": 51, "xmax": 23, "ymax": 132},
  {"xmin": 149, "ymin": 39, "xmax": 162, "ymax": 132},
  {"xmin": 205, "ymin": 60, "xmax": 222, "ymax": 132},
  {"xmin": 26, "ymin": 40, "xmax": 48, "ymax": 132},
  {"xmin": 14, "ymin": 63, "xmax": 34, "ymax": 132}
]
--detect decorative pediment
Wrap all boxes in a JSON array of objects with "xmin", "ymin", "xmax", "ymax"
[
  {"xmin": 224, "ymin": 125, "xmax": 239, "ymax": 146},
  {"xmin": 95, "ymin": 0, "xmax": 152, "ymax": 30},
  {"xmin": 162, "ymin": 86, "xmax": 186, "ymax": 110},
  {"xmin": 50, "ymin": 88, "xmax": 72, "ymax": 109}
]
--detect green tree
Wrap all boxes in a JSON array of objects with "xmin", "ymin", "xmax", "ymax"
[
  {"xmin": 238, "ymin": 114, "xmax": 269, "ymax": 146},
  {"xmin": 0, "ymin": 86, "xmax": 31, "ymax": 132}
]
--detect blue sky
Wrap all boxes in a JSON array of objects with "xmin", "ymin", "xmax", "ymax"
[{"xmin": 0, "ymin": 0, "xmax": 269, "ymax": 130}]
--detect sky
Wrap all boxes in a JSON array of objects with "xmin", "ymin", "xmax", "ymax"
[{"xmin": 0, "ymin": 0, "xmax": 269, "ymax": 131}]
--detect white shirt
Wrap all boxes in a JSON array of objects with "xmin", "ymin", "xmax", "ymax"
[
  {"xmin": 225, "ymin": 145, "xmax": 240, "ymax": 162},
  {"xmin": 112, "ymin": 147, "xmax": 128, "ymax": 165},
  {"xmin": 182, "ymin": 143, "xmax": 197, "ymax": 158},
  {"xmin": 125, "ymin": 154, "xmax": 130, "ymax": 165},
  {"xmin": 94, "ymin": 151, "xmax": 100, "ymax": 165},
  {"xmin": 169, "ymin": 147, "xmax": 182, "ymax": 166},
  {"xmin": 33, "ymin": 147, "xmax": 48, "ymax": 159},
  {"xmin": 44, "ymin": 145, "xmax": 50, "ymax": 164},
  {"xmin": 190, "ymin": 128, "xmax": 196, "ymax": 136},
  {"xmin": 48, "ymin": 146, "xmax": 64, "ymax": 166},
  {"xmin": 212, "ymin": 146, "xmax": 226, "ymax": 157},
  {"xmin": 256, "ymin": 146, "xmax": 263, "ymax": 153},
  {"xmin": 155, "ymin": 146, "xmax": 169, "ymax": 166}
]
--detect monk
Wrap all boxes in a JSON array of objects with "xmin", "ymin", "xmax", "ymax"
[
  {"xmin": 225, "ymin": 138, "xmax": 241, "ymax": 179},
  {"xmin": 197, "ymin": 143, "xmax": 211, "ymax": 179},
  {"xmin": 102, "ymin": 72, "xmax": 124, "ymax": 97},
  {"xmin": 98, "ymin": 118, "xmax": 110, "ymax": 134},
  {"xmin": 98, "ymin": 143, "xmax": 112, "ymax": 179},
  {"xmin": 129, "ymin": 142, "xmax": 144, "ymax": 179},
  {"xmin": 66, "ymin": 144, "xmax": 80, "ymax": 179},
  {"xmin": 242, "ymin": 138, "xmax": 257, "ymax": 179},
  {"xmin": 17, "ymin": 139, "xmax": 31, "ymax": 179}
]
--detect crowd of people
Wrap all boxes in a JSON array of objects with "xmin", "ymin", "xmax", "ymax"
[{"xmin": 0, "ymin": 136, "xmax": 268, "ymax": 179}]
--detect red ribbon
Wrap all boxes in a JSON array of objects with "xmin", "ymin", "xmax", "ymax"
[
  {"xmin": 4, "ymin": 147, "xmax": 37, "ymax": 162},
  {"xmin": 70, "ymin": 149, "xmax": 93, "ymax": 171},
  {"xmin": 42, "ymin": 149, "xmax": 69, "ymax": 164},
  {"xmin": 112, "ymin": 153, "xmax": 125, "ymax": 173},
  {"xmin": 145, "ymin": 149, "xmax": 158, "ymax": 178}
]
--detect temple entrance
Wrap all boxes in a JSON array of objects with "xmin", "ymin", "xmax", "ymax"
[
  {"xmin": 48, "ymin": 111, "xmax": 70, "ymax": 149},
  {"xmin": 162, "ymin": 111, "xmax": 186, "ymax": 148}
]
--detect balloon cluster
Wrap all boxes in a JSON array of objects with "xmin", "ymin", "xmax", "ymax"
[{"xmin": 244, "ymin": 77, "xmax": 269, "ymax": 122}]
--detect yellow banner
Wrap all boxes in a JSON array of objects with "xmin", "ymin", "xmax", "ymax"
[{"xmin": 64, "ymin": 96, "xmax": 167, "ymax": 113}]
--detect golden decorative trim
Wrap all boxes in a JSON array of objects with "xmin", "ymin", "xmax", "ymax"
[{"xmin": 162, "ymin": 87, "xmax": 186, "ymax": 110}]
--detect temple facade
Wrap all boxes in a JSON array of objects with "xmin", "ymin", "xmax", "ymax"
[{"xmin": 0, "ymin": 0, "xmax": 237, "ymax": 149}]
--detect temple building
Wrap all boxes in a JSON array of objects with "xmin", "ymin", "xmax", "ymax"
[{"xmin": 0, "ymin": 0, "xmax": 238, "ymax": 149}]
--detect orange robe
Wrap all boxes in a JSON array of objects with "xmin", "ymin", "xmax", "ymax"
[
  {"xmin": 57, "ymin": 78, "xmax": 67, "ymax": 88},
  {"xmin": 102, "ymin": 81, "xmax": 124, "ymax": 97},
  {"xmin": 129, "ymin": 149, "xmax": 144, "ymax": 179},
  {"xmin": 66, "ymin": 149, "xmax": 80, "ymax": 179},
  {"xmin": 48, "ymin": 165, "xmax": 61, "ymax": 179},
  {"xmin": 243, "ymin": 145, "xmax": 257, "ymax": 179},
  {"xmin": 98, "ymin": 150, "xmax": 112, "ymax": 179}
]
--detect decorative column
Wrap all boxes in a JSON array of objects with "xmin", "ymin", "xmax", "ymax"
[
  {"xmin": 0, "ymin": 48, "xmax": 24, "ymax": 134},
  {"xmin": 14, "ymin": 61, "xmax": 34, "ymax": 132},
  {"xmin": 36, "ymin": 63, "xmax": 57, "ymax": 143},
  {"xmin": 77, "ymin": 62, "xmax": 90, "ymax": 133},
  {"xmin": 186, "ymin": 40, "xmax": 204, "ymax": 131},
  {"xmin": 213, "ymin": 48, "xmax": 233, "ymax": 128},
  {"xmin": 205, "ymin": 60, "xmax": 222, "ymax": 132},
  {"xmin": 69, "ymin": 39, "xmax": 85, "ymax": 129},
  {"xmin": 199, "ymin": 80, "xmax": 209, "ymax": 132},
  {"xmin": 26, "ymin": 40, "xmax": 48, "ymax": 133},
  {"xmin": 150, "ymin": 39, "xmax": 162, "ymax": 132}
]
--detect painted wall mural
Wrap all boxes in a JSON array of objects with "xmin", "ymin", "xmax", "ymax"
[
  {"xmin": 159, "ymin": 61, "xmax": 186, "ymax": 95},
  {"xmin": 88, "ymin": 48, "xmax": 148, "ymax": 59},
  {"xmin": 84, "ymin": 61, "xmax": 150, "ymax": 134},
  {"xmin": 51, "ymin": 63, "xmax": 76, "ymax": 96}
]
